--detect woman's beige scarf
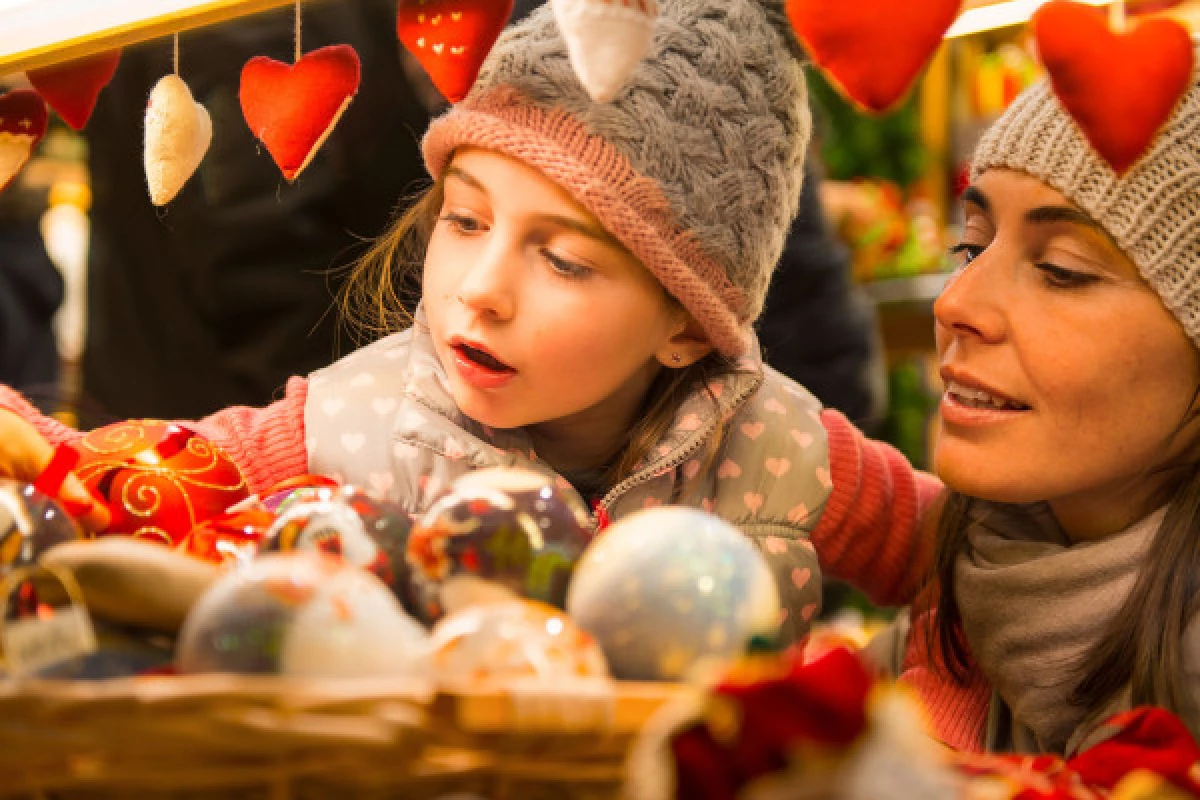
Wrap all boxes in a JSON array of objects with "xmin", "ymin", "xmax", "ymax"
[{"xmin": 954, "ymin": 502, "xmax": 1175, "ymax": 754}]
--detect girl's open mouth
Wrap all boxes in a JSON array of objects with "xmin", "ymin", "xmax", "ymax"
[
  {"xmin": 454, "ymin": 342, "xmax": 515, "ymax": 373},
  {"xmin": 449, "ymin": 338, "xmax": 517, "ymax": 390}
]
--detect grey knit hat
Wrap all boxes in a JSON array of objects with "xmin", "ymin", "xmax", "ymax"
[
  {"xmin": 422, "ymin": 0, "xmax": 811, "ymax": 356},
  {"xmin": 972, "ymin": 63, "xmax": 1200, "ymax": 347}
]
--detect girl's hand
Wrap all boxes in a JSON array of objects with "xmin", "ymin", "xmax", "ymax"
[{"xmin": 0, "ymin": 410, "xmax": 110, "ymax": 532}]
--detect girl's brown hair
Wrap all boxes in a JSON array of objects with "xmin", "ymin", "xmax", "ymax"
[
  {"xmin": 928, "ymin": 398, "xmax": 1200, "ymax": 721},
  {"xmin": 338, "ymin": 180, "xmax": 734, "ymax": 490}
]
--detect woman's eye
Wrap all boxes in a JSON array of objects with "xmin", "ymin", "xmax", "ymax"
[
  {"xmin": 542, "ymin": 249, "xmax": 592, "ymax": 279},
  {"xmin": 948, "ymin": 242, "xmax": 984, "ymax": 267},
  {"xmin": 440, "ymin": 212, "xmax": 485, "ymax": 234},
  {"xmin": 1035, "ymin": 262, "xmax": 1099, "ymax": 289}
]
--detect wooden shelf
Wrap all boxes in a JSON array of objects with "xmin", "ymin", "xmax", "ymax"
[
  {"xmin": 860, "ymin": 273, "xmax": 952, "ymax": 309},
  {"xmin": 0, "ymin": 0, "xmax": 331, "ymax": 76}
]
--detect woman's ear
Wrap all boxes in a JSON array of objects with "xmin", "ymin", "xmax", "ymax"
[{"xmin": 655, "ymin": 314, "xmax": 713, "ymax": 368}]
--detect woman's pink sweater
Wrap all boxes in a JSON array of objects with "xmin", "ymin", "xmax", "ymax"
[{"xmin": 0, "ymin": 379, "xmax": 989, "ymax": 749}]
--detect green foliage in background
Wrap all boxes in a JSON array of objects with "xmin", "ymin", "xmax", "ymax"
[{"xmin": 806, "ymin": 67, "xmax": 926, "ymax": 189}]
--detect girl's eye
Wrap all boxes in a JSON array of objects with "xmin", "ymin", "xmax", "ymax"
[
  {"xmin": 541, "ymin": 248, "xmax": 592, "ymax": 279},
  {"xmin": 948, "ymin": 242, "xmax": 984, "ymax": 267},
  {"xmin": 440, "ymin": 212, "xmax": 485, "ymax": 234},
  {"xmin": 1035, "ymin": 262, "xmax": 1100, "ymax": 289}
]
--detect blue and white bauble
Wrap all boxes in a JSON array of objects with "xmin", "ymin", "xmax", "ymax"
[{"xmin": 566, "ymin": 507, "xmax": 780, "ymax": 681}]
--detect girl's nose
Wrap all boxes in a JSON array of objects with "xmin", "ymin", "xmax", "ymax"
[
  {"xmin": 933, "ymin": 252, "xmax": 1007, "ymax": 345},
  {"xmin": 456, "ymin": 243, "xmax": 516, "ymax": 321}
]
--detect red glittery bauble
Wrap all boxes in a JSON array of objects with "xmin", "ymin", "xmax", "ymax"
[
  {"xmin": 74, "ymin": 420, "xmax": 250, "ymax": 547},
  {"xmin": 184, "ymin": 509, "xmax": 276, "ymax": 566}
]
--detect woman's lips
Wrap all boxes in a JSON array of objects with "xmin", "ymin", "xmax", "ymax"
[
  {"xmin": 940, "ymin": 391, "xmax": 1030, "ymax": 427},
  {"xmin": 450, "ymin": 342, "xmax": 517, "ymax": 390}
]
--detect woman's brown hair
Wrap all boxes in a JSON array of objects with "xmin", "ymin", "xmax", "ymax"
[
  {"xmin": 338, "ymin": 180, "xmax": 734, "ymax": 490},
  {"xmin": 928, "ymin": 397, "xmax": 1200, "ymax": 721}
]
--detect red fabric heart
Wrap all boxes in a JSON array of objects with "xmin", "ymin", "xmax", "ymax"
[
  {"xmin": 397, "ymin": 0, "xmax": 514, "ymax": 103},
  {"xmin": 239, "ymin": 45, "xmax": 361, "ymax": 181},
  {"xmin": 27, "ymin": 50, "xmax": 121, "ymax": 130},
  {"xmin": 0, "ymin": 89, "xmax": 48, "ymax": 192},
  {"xmin": 786, "ymin": 0, "xmax": 961, "ymax": 114},
  {"xmin": 1033, "ymin": 1, "xmax": 1194, "ymax": 174}
]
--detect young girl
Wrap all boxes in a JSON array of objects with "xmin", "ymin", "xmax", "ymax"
[
  {"xmin": 0, "ymin": 0, "xmax": 934, "ymax": 643},
  {"xmin": 802, "ymin": 67, "xmax": 1200, "ymax": 756}
]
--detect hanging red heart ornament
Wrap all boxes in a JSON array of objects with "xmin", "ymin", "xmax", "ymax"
[
  {"xmin": 239, "ymin": 44, "xmax": 361, "ymax": 181},
  {"xmin": 397, "ymin": 0, "xmax": 515, "ymax": 103},
  {"xmin": 0, "ymin": 90, "xmax": 48, "ymax": 193},
  {"xmin": 27, "ymin": 50, "xmax": 121, "ymax": 130},
  {"xmin": 1033, "ymin": 1, "xmax": 1194, "ymax": 175},
  {"xmin": 785, "ymin": 0, "xmax": 961, "ymax": 114}
]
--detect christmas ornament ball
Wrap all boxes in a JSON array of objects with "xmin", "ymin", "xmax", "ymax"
[
  {"xmin": 73, "ymin": 420, "xmax": 249, "ymax": 546},
  {"xmin": 260, "ymin": 474, "xmax": 341, "ymax": 513},
  {"xmin": 428, "ymin": 599, "xmax": 608, "ymax": 689},
  {"xmin": 184, "ymin": 509, "xmax": 275, "ymax": 566},
  {"xmin": 566, "ymin": 507, "xmax": 780, "ymax": 681},
  {"xmin": 0, "ymin": 478, "xmax": 83, "ymax": 574},
  {"xmin": 407, "ymin": 467, "xmax": 593, "ymax": 624},
  {"xmin": 260, "ymin": 486, "xmax": 414, "ymax": 608},
  {"xmin": 176, "ymin": 552, "xmax": 427, "ymax": 678}
]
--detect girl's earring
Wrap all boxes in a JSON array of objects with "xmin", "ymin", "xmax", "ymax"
[{"xmin": 670, "ymin": 353, "xmax": 682, "ymax": 365}]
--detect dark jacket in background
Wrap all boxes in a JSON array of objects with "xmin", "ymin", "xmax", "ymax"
[
  {"xmin": 81, "ymin": 0, "xmax": 436, "ymax": 424},
  {"xmin": 0, "ymin": 219, "xmax": 63, "ymax": 411},
  {"xmin": 756, "ymin": 159, "xmax": 886, "ymax": 432}
]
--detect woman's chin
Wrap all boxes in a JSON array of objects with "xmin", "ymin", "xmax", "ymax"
[{"xmin": 934, "ymin": 452, "xmax": 1047, "ymax": 504}]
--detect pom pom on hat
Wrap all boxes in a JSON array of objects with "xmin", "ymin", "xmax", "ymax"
[{"xmin": 552, "ymin": 0, "xmax": 658, "ymax": 103}]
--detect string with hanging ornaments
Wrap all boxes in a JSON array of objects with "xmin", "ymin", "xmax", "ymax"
[
  {"xmin": 0, "ymin": 0, "xmax": 1192, "ymax": 197},
  {"xmin": 239, "ymin": 0, "xmax": 362, "ymax": 181},
  {"xmin": 144, "ymin": 35, "xmax": 213, "ymax": 206}
]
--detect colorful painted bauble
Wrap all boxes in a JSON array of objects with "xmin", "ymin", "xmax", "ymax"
[
  {"xmin": 260, "ymin": 486, "xmax": 414, "ymax": 610},
  {"xmin": 177, "ymin": 552, "xmax": 428, "ymax": 678},
  {"xmin": 428, "ymin": 599, "xmax": 608, "ymax": 689},
  {"xmin": 259, "ymin": 474, "xmax": 341, "ymax": 514},
  {"xmin": 567, "ymin": 507, "xmax": 781, "ymax": 681},
  {"xmin": 407, "ymin": 467, "xmax": 593, "ymax": 624},
  {"xmin": 74, "ymin": 420, "xmax": 249, "ymax": 547},
  {"xmin": 184, "ymin": 509, "xmax": 276, "ymax": 566},
  {"xmin": 0, "ymin": 479, "xmax": 83, "ymax": 574}
]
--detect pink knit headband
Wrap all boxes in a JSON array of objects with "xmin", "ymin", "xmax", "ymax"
[{"xmin": 421, "ymin": 88, "xmax": 750, "ymax": 357}]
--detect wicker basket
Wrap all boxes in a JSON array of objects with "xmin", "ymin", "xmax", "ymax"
[
  {"xmin": 0, "ymin": 674, "xmax": 685, "ymax": 799},
  {"xmin": 0, "ymin": 541, "xmax": 684, "ymax": 798}
]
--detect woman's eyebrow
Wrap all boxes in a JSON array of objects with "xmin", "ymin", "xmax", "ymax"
[
  {"xmin": 962, "ymin": 186, "xmax": 990, "ymax": 212},
  {"xmin": 1025, "ymin": 205, "xmax": 1103, "ymax": 230}
]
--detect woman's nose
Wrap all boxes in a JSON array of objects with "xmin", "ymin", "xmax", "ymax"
[{"xmin": 933, "ymin": 252, "xmax": 1007, "ymax": 345}]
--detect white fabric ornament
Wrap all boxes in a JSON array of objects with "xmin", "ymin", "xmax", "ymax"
[
  {"xmin": 144, "ymin": 74, "xmax": 212, "ymax": 206},
  {"xmin": 552, "ymin": 0, "xmax": 658, "ymax": 103}
]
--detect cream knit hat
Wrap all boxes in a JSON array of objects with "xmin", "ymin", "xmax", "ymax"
[
  {"xmin": 422, "ymin": 0, "xmax": 811, "ymax": 357},
  {"xmin": 972, "ymin": 66, "xmax": 1200, "ymax": 346}
]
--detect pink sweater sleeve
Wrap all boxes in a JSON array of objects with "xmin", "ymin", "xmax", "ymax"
[
  {"xmin": 809, "ymin": 408, "xmax": 944, "ymax": 608},
  {"xmin": 188, "ymin": 376, "xmax": 311, "ymax": 495},
  {"xmin": 0, "ymin": 377, "xmax": 310, "ymax": 497}
]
